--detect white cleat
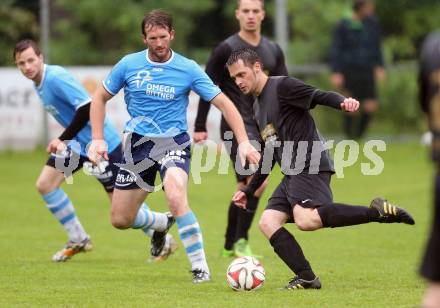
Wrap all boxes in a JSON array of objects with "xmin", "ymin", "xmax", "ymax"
[{"xmin": 52, "ymin": 236, "xmax": 93, "ymax": 262}]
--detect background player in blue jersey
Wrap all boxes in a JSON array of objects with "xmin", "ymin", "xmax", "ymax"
[
  {"xmin": 88, "ymin": 10, "xmax": 260, "ymax": 283},
  {"xmin": 14, "ymin": 39, "xmax": 177, "ymax": 263}
]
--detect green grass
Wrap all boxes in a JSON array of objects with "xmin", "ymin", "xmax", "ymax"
[{"xmin": 0, "ymin": 142, "xmax": 433, "ymax": 307}]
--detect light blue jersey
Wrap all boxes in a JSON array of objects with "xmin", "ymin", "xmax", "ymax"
[
  {"xmin": 103, "ymin": 50, "xmax": 221, "ymax": 137},
  {"xmin": 35, "ymin": 65, "xmax": 120, "ymax": 156}
]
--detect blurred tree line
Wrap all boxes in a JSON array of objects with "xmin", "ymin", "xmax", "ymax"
[{"xmin": 2, "ymin": 0, "xmax": 440, "ymax": 134}]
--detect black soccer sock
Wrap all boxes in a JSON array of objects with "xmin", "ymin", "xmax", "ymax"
[
  {"xmin": 317, "ymin": 203, "xmax": 380, "ymax": 228},
  {"xmin": 357, "ymin": 112, "xmax": 372, "ymax": 139},
  {"xmin": 269, "ymin": 227, "xmax": 316, "ymax": 280},
  {"xmin": 343, "ymin": 114, "xmax": 355, "ymax": 139},
  {"xmin": 224, "ymin": 201, "xmax": 239, "ymax": 250},
  {"xmin": 420, "ymin": 171, "xmax": 440, "ymax": 280},
  {"xmin": 235, "ymin": 196, "xmax": 259, "ymax": 241}
]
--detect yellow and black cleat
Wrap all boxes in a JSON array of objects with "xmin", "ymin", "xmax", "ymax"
[
  {"xmin": 370, "ymin": 197, "xmax": 415, "ymax": 225},
  {"xmin": 283, "ymin": 276, "xmax": 321, "ymax": 290}
]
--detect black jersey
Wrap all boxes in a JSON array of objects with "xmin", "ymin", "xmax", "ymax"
[
  {"xmin": 244, "ymin": 76, "xmax": 345, "ymax": 197},
  {"xmin": 420, "ymin": 31, "xmax": 440, "ymax": 114},
  {"xmin": 194, "ymin": 34, "xmax": 288, "ymax": 138},
  {"xmin": 419, "ymin": 30, "xmax": 440, "ymax": 283},
  {"xmin": 420, "ymin": 30, "xmax": 440, "ymax": 162},
  {"xmin": 330, "ymin": 15, "xmax": 384, "ymax": 73}
]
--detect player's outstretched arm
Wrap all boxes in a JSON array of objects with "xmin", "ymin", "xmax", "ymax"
[
  {"xmin": 308, "ymin": 87, "xmax": 359, "ymax": 112},
  {"xmin": 210, "ymin": 92, "xmax": 260, "ymax": 165},
  {"xmin": 88, "ymin": 84, "xmax": 113, "ymax": 163}
]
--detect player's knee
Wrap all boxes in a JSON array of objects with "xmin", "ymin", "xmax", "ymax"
[
  {"xmin": 258, "ymin": 216, "xmax": 268, "ymax": 234},
  {"xmin": 258, "ymin": 214, "xmax": 277, "ymax": 237},
  {"xmin": 110, "ymin": 211, "xmax": 133, "ymax": 229},
  {"xmin": 295, "ymin": 219, "xmax": 315, "ymax": 231},
  {"xmin": 111, "ymin": 216, "xmax": 131, "ymax": 229},
  {"xmin": 164, "ymin": 180, "xmax": 186, "ymax": 209},
  {"xmin": 166, "ymin": 189, "xmax": 184, "ymax": 208},
  {"xmin": 36, "ymin": 178, "xmax": 56, "ymax": 195},
  {"xmin": 295, "ymin": 209, "xmax": 322, "ymax": 231},
  {"xmin": 164, "ymin": 172, "xmax": 186, "ymax": 190}
]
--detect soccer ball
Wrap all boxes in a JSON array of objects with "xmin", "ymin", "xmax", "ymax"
[{"xmin": 226, "ymin": 256, "xmax": 265, "ymax": 291}]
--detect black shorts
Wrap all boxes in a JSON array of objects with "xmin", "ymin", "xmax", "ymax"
[
  {"xmin": 420, "ymin": 229, "xmax": 440, "ymax": 282},
  {"xmin": 420, "ymin": 172, "xmax": 440, "ymax": 282},
  {"xmin": 343, "ymin": 69, "xmax": 377, "ymax": 101},
  {"xmin": 431, "ymin": 131, "xmax": 440, "ymax": 162},
  {"xmin": 220, "ymin": 120, "xmax": 262, "ymax": 183},
  {"xmin": 46, "ymin": 144, "xmax": 122, "ymax": 192},
  {"xmin": 115, "ymin": 132, "xmax": 191, "ymax": 192},
  {"xmin": 266, "ymin": 172, "xmax": 333, "ymax": 222}
]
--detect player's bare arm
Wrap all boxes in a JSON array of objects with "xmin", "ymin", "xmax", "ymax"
[{"xmin": 88, "ymin": 84, "xmax": 113, "ymax": 163}]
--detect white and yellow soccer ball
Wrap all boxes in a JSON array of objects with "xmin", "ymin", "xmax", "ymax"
[{"xmin": 226, "ymin": 256, "xmax": 265, "ymax": 291}]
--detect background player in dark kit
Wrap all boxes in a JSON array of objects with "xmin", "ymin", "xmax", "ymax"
[
  {"xmin": 419, "ymin": 30, "xmax": 440, "ymax": 308},
  {"xmin": 330, "ymin": 0, "xmax": 385, "ymax": 139},
  {"xmin": 193, "ymin": 0, "xmax": 288, "ymax": 257}
]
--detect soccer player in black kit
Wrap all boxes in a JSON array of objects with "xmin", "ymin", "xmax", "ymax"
[
  {"xmin": 193, "ymin": 0, "xmax": 288, "ymax": 258},
  {"xmin": 419, "ymin": 30, "xmax": 440, "ymax": 308},
  {"xmin": 330, "ymin": 0, "xmax": 385, "ymax": 139},
  {"xmin": 227, "ymin": 48, "xmax": 415, "ymax": 290}
]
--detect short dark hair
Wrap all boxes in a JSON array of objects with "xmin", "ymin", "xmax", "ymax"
[
  {"xmin": 13, "ymin": 39, "xmax": 41, "ymax": 60},
  {"xmin": 141, "ymin": 9, "xmax": 173, "ymax": 36},
  {"xmin": 353, "ymin": 0, "xmax": 372, "ymax": 12},
  {"xmin": 226, "ymin": 48, "xmax": 263, "ymax": 69},
  {"xmin": 237, "ymin": 0, "xmax": 265, "ymax": 8}
]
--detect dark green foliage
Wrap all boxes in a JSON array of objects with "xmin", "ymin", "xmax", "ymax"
[{"xmin": 0, "ymin": 0, "xmax": 38, "ymax": 65}]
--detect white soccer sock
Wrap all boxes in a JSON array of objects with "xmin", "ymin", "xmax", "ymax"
[
  {"xmin": 143, "ymin": 229, "xmax": 154, "ymax": 237},
  {"xmin": 132, "ymin": 203, "xmax": 168, "ymax": 232},
  {"xmin": 42, "ymin": 188, "xmax": 87, "ymax": 243},
  {"xmin": 176, "ymin": 211, "xmax": 209, "ymax": 273}
]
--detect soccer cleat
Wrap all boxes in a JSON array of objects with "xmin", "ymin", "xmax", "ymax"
[
  {"xmin": 370, "ymin": 197, "xmax": 415, "ymax": 225},
  {"xmin": 52, "ymin": 236, "xmax": 93, "ymax": 262},
  {"xmin": 191, "ymin": 269, "xmax": 211, "ymax": 284},
  {"xmin": 283, "ymin": 276, "xmax": 321, "ymax": 290},
  {"xmin": 233, "ymin": 238, "xmax": 262, "ymax": 258},
  {"xmin": 220, "ymin": 248, "xmax": 235, "ymax": 258},
  {"xmin": 151, "ymin": 212, "xmax": 175, "ymax": 257},
  {"xmin": 149, "ymin": 236, "xmax": 178, "ymax": 262}
]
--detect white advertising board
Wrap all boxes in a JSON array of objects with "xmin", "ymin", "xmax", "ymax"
[{"xmin": 0, "ymin": 66, "xmax": 222, "ymax": 150}]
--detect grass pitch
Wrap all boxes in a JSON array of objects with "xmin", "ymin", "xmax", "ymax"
[{"xmin": 0, "ymin": 142, "xmax": 432, "ymax": 307}]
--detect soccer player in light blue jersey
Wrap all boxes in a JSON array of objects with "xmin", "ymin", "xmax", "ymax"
[
  {"xmin": 14, "ymin": 39, "xmax": 177, "ymax": 263},
  {"xmin": 88, "ymin": 10, "xmax": 260, "ymax": 283}
]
